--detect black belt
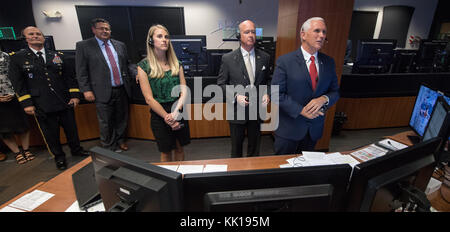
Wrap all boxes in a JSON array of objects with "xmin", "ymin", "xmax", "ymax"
[{"xmin": 112, "ymin": 85, "xmax": 123, "ymax": 89}]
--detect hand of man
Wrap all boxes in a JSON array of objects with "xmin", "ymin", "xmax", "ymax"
[
  {"xmin": 68, "ymin": 98, "xmax": 80, "ymax": 107},
  {"xmin": 300, "ymin": 96, "xmax": 327, "ymax": 119},
  {"xmin": 24, "ymin": 106, "xmax": 36, "ymax": 115},
  {"xmin": 83, "ymin": 91, "xmax": 95, "ymax": 102},
  {"xmin": 0, "ymin": 94, "xmax": 14, "ymax": 102},
  {"xmin": 236, "ymin": 94, "xmax": 249, "ymax": 107},
  {"xmin": 261, "ymin": 94, "xmax": 270, "ymax": 106}
]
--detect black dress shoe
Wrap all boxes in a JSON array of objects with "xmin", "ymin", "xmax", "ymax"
[
  {"xmin": 73, "ymin": 150, "xmax": 90, "ymax": 157},
  {"xmin": 56, "ymin": 160, "xmax": 67, "ymax": 170}
]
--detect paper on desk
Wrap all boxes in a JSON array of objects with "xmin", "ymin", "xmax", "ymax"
[
  {"xmin": 377, "ymin": 139, "xmax": 408, "ymax": 151},
  {"xmin": 65, "ymin": 200, "xmax": 105, "ymax": 212},
  {"xmin": 157, "ymin": 165, "xmax": 179, "ymax": 172},
  {"xmin": 326, "ymin": 152, "xmax": 360, "ymax": 168},
  {"xmin": 286, "ymin": 155, "xmax": 334, "ymax": 167},
  {"xmin": 86, "ymin": 201, "xmax": 105, "ymax": 212},
  {"xmin": 279, "ymin": 163, "xmax": 294, "ymax": 168},
  {"xmin": 301, "ymin": 151, "xmax": 326, "ymax": 160},
  {"xmin": 203, "ymin": 164, "xmax": 228, "ymax": 173},
  {"xmin": 177, "ymin": 165, "xmax": 204, "ymax": 174},
  {"xmin": 9, "ymin": 190, "xmax": 54, "ymax": 211},
  {"xmin": 350, "ymin": 144, "xmax": 389, "ymax": 162},
  {"xmin": 65, "ymin": 201, "xmax": 83, "ymax": 212},
  {"xmin": 0, "ymin": 206, "xmax": 26, "ymax": 212}
]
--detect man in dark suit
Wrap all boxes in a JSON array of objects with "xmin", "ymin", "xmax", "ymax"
[
  {"xmin": 217, "ymin": 20, "xmax": 271, "ymax": 158},
  {"xmin": 75, "ymin": 18, "xmax": 132, "ymax": 152},
  {"xmin": 8, "ymin": 26, "xmax": 89, "ymax": 170},
  {"xmin": 271, "ymin": 17, "xmax": 339, "ymax": 155}
]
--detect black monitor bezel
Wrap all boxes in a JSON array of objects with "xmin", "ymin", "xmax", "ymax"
[
  {"xmin": 346, "ymin": 137, "xmax": 441, "ymax": 212},
  {"xmin": 422, "ymin": 96, "xmax": 450, "ymax": 142},
  {"xmin": 408, "ymin": 83, "xmax": 441, "ymax": 138},
  {"xmin": 353, "ymin": 39, "xmax": 397, "ymax": 73},
  {"xmin": 183, "ymin": 164, "xmax": 352, "ymax": 212},
  {"xmin": 89, "ymin": 146, "xmax": 184, "ymax": 212}
]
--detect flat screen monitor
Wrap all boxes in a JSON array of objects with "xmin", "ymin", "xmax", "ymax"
[
  {"xmin": 409, "ymin": 84, "xmax": 441, "ymax": 140},
  {"xmin": 422, "ymin": 96, "xmax": 450, "ymax": 143},
  {"xmin": 415, "ymin": 40, "xmax": 448, "ymax": 72},
  {"xmin": 183, "ymin": 164, "xmax": 352, "ymax": 212},
  {"xmin": 255, "ymin": 27, "xmax": 263, "ymax": 40},
  {"xmin": 90, "ymin": 146, "xmax": 183, "ymax": 212},
  {"xmin": 0, "ymin": 27, "xmax": 16, "ymax": 40},
  {"xmin": 206, "ymin": 49, "xmax": 232, "ymax": 76},
  {"xmin": 391, "ymin": 49, "xmax": 417, "ymax": 73},
  {"xmin": 352, "ymin": 39, "xmax": 397, "ymax": 74},
  {"xmin": 170, "ymin": 35, "xmax": 207, "ymax": 76},
  {"xmin": 346, "ymin": 137, "xmax": 442, "ymax": 212}
]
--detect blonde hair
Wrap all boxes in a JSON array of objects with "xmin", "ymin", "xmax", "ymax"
[{"xmin": 146, "ymin": 24, "xmax": 180, "ymax": 78}]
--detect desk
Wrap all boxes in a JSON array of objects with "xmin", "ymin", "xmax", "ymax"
[
  {"xmin": 337, "ymin": 73, "xmax": 450, "ymax": 129},
  {"xmin": 2, "ymin": 131, "xmax": 449, "ymax": 212}
]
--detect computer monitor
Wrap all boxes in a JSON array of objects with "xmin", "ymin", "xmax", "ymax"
[
  {"xmin": 414, "ymin": 40, "xmax": 448, "ymax": 72},
  {"xmin": 255, "ymin": 27, "xmax": 263, "ymax": 40},
  {"xmin": 391, "ymin": 49, "xmax": 417, "ymax": 73},
  {"xmin": 171, "ymin": 35, "xmax": 207, "ymax": 76},
  {"xmin": 346, "ymin": 137, "xmax": 442, "ymax": 212},
  {"xmin": 352, "ymin": 39, "xmax": 397, "ymax": 74},
  {"xmin": 90, "ymin": 146, "xmax": 183, "ymax": 212},
  {"xmin": 408, "ymin": 84, "xmax": 441, "ymax": 142},
  {"xmin": 206, "ymin": 49, "xmax": 232, "ymax": 76},
  {"xmin": 422, "ymin": 96, "xmax": 450, "ymax": 142},
  {"xmin": 0, "ymin": 27, "xmax": 16, "ymax": 40},
  {"xmin": 183, "ymin": 164, "xmax": 352, "ymax": 212}
]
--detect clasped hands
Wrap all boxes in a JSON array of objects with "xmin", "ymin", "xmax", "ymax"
[
  {"xmin": 164, "ymin": 111, "xmax": 183, "ymax": 130},
  {"xmin": 300, "ymin": 96, "xmax": 327, "ymax": 119},
  {"xmin": 236, "ymin": 94, "xmax": 270, "ymax": 107}
]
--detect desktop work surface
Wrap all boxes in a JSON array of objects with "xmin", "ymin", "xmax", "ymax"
[{"xmin": 1, "ymin": 131, "xmax": 448, "ymax": 212}]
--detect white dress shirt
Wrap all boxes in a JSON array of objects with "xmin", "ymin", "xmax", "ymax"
[{"xmin": 28, "ymin": 46, "xmax": 46, "ymax": 63}]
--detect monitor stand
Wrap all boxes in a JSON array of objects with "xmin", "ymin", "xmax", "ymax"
[{"xmin": 407, "ymin": 135, "xmax": 421, "ymax": 144}]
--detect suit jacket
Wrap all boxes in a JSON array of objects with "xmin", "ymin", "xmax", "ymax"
[
  {"xmin": 75, "ymin": 37, "xmax": 132, "ymax": 103},
  {"xmin": 217, "ymin": 48, "xmax": 271, "ymax": 124},
  {"xmin": 271, "ymin": 48, "xmax": 339, "ymax": 141},
  {"xmin": 8, "ymin": 48, "xmax": 81, "ymax": 113}
]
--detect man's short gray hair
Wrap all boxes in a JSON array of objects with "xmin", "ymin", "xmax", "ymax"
[{"xmin": 301, "ymin": 17, "xmax": 325, "ymax": 32}]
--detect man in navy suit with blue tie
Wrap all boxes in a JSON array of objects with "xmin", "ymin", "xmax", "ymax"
[{"xmin": 272, "ymin": 17, "xmax": 339, "ymax": 155}]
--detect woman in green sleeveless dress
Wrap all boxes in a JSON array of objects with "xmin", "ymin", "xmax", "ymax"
[{"xmin": 136, "ymin": 24, "xmax": 190, "ymax": 162}]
